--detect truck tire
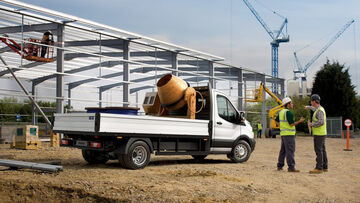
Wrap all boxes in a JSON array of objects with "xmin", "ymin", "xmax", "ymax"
[
  {"xmin": 228, "ymin": 140, "xmax": 251, "ymax": 163},
  {"xmin": 265, "ymin": 128, "xmax": 271, "ymax": 138},
  {"xmin": 82, "ymin": 149, "xmax": 109, "ymax": 164},
  {"xmin": 121, "ymin": 141, "xmax": 151, "ymax": 169},
  {"xmin": 191, "ymin": 155, "xmax": 207, "ymax": 160}
]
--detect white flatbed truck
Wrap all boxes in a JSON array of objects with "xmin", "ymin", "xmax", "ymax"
[{"xmin": 53, "ymin": 86, "xmax": 255, "ymax": 169}]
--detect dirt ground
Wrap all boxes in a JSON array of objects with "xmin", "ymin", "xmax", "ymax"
[{"xmin": 0, "ymin": 136, "xmax": 359, "ymax": 203}]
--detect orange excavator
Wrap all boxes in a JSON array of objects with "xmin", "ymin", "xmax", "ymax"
[{"xmin": 0, "ymin": 33, "xmax": 54, "ymax": 63}]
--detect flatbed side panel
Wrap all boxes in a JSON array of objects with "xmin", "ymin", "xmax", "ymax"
[
  {"xmin": 98, "ymin": 113, "xmax": 209, "ymax": 136},
  {"xmin": 53, "ymin": 113, "xmax": 96, "ymax": 133}
]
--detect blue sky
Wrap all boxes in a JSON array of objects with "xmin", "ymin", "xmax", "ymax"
[{"xmin": 18, "ymin": 0, "xmax": 360, "ymax": 94}]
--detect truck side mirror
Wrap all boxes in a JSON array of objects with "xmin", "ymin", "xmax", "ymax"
[
  {"xmin": 239, "ymin": 112, "xmax": 245, "ymax": 120},
  {"xmin": 237, "ymin": 112, "xmax": 245, "ymax": 124}
]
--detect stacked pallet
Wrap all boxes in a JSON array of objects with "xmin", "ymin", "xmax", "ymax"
[
  {"xmin": 50, "ymin": 133, "xmax": 60, "ymax": 147},
  {"xmin": 15, "ymin": 125, "xmax": 41, "ymax": 150}
]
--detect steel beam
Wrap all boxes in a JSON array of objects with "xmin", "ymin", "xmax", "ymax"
[
  {"xmin": 65, "ymin": 39, "xmax": 123, "ymax": 48},
  {"xmin": 0, "ymin": 47, "xmax": 11, "ymax": 54},
  {"xmin": 0, "ymin": 59, "xmax": 54, "ymax": 77},
  {"xmin": 33, "ymin": 60, "xmax": 121, "ymax": 85},
  {"xmin": 0, "ymin": 159, "xmax": 63, "ymax": 172},
  {"xmin": 129, "ymin": 76, "xmax": 212, "ymax": 94},
  {"xmin": 0, "ymin": 23, "xmax": 58, "ymax": 34}
]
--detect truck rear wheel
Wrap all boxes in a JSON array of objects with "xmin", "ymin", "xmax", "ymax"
[
  {"xmin": 120, "ymin": 141, "xmax": 151, "ymax": 169},
  {"xmin": 228, "ymin": 140, "xmax": 251, "ymax": 163},
  {"xmin": 82, "ymin": 149, "xmax": 109, "ymax": 164}
]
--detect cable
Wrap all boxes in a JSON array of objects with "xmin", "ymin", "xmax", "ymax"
[
  {"xmin": 253, "ymin": 0, "xmax": 285, "ymax": 19},
  {"xmin": 353, "ymin": 21, "xmax": 359, "ymax": 94}
]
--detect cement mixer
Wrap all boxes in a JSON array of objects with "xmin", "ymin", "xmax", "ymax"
[{"xmin": 143, "ymin": 74, "xmax": 203, "ymax": 119}]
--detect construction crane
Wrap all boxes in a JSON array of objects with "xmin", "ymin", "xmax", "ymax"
[
  {"xmin": 242, "ymin": 0, "xmax": 289, "ymax": 93},
  {"xmin": 293, "ymin": 19, "xmax": 355, "ymax": 94}
]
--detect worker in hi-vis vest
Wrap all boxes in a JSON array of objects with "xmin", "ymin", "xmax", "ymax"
[
  {"xmin": 306, "ymin": 94, "xmax": 328, "ymax": 174},
  {"xmin": 275, "ymin": 97, "xmax": 305, "ymax": 172},
  {"xmin": 257, "ymin": 121, "xmax": 262, "ymax": 138}
]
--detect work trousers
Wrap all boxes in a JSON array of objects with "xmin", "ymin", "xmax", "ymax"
[
  {"xmin": 277, "ymin": 136, "xmax": 296, "ymax": 170},
  {"xmin": 314, "ymin": 135, "xmax": 328, "ymax": 170},
  {"xmin": 257, "ymin": 130, "xmax": 262, "ymax": 138}
]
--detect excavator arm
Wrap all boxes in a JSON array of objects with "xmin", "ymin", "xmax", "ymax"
[{"xmin": 246, "ymin": 83, "xmax": 284, "ymax": 131}]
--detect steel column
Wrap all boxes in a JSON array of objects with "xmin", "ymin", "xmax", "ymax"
[
  {"xmin": 99, "ymin": 87, "xmax": 103, "ymax": 108},
  {"xmin": 171, "ymin": 52, "xmax": 178, "ymax": 76},
  {"xmin": 31, "ymin": 82, "xmax": 36, "ymax": 125},
  {"xmin": 261, "ymin": 76, "xmax": 267, "ymax": 132},
  {"xmin": 67, "ymin": 87, "xmax": 71, "ymax": 112},
  {"xmin": 209, "ymin": 62, "xmax": 214, "ymax": 88},
  {"xmin": 56, "ymin": 25, "xmax": 65, "ymax": 113},
  {"xmin": 123, "ymin": 40, "xmax": 130, "ymax": 107},
  {"xmin": 237, "ymin": 69, "xmax": 243, "ymax": 111},
  {"xmin": 280, "ymin": 79, "xmax": 285, "ymax": 98}
]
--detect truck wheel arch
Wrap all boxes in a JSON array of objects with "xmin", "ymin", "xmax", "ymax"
[
  {"xmin": 117, "ymin": 137, "xmax": 153, "ymax": 155},
  {"xmin": 233, "ymin": 135, "xmax": 254, "ymax": 151}
]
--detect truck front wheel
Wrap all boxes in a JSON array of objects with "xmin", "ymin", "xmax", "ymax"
[
  {"xmin": 82, "ymin": 149, "xmax": 109, "ymax": 164},
  {"xmin": 228, "ymin": 140, "xmax": 251, "ymax": 163},
  {"xmin": 120, "ymin": 141, "xmax": 151, "ymax": 169}
]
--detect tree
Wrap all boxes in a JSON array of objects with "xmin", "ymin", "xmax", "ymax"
[
  {"xmin": 291, "ymin": 96, "xmax": 311, "ymax": 133},
  {"xmin": 0, "ymin": 97, "xmax": 56, "ymax": 123},
  {"xmin": 311, "ymin": 60, "xmax": 359, "ymax": 129}
]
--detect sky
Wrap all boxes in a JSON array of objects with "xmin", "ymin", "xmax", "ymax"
[{"xmin": 11, "ymin": 0, "xmax": 360, "ymax": 95}]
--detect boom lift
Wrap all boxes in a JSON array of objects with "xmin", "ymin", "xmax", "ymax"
[
  {"xmin": 246, "ymin": 82, "xmax": 284, "ymax": 137},
  {"xmin": 0, "ymin": 34, "xmax": 54, "ymax": 62}
]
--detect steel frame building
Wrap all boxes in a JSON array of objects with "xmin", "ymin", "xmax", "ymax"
[{"xmin": 0, "ymin": 0, "xmax": 284, "ymax": 130}]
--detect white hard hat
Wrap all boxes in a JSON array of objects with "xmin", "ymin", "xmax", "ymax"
[{"xmin": 282, "ymin": 97, "xmax": 292, "ymax": 105}]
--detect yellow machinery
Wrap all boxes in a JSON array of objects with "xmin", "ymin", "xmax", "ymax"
[
  {"xmin": 246, "ymin": 83, "xmax": 284, "ymax": 137},
  {"xmin": 143, "ymin": 74, "xmax": 203, "ymax": 119}
]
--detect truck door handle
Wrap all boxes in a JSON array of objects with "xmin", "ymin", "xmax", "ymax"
[{"xmin": 217, "ymin": 122, "xmax": 222, "ymax": 125}]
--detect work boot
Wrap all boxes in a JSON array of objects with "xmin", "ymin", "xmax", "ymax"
[
  {"xmin": 277, "ymin": 167, "xmax": 283, "ymax": 171},
  {"xmin": 309, "ymin": 168, "xmax": 323, "ymax": 174},
  {"xmin": 323, "ymin": 169, "xmax": 328, "ymax": 172},
  {"xmin": 288, "ymin": 169, "xmax": 300, "ymax": 172}
]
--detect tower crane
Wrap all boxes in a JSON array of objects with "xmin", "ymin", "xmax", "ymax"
[
  {"xmin": 293, "ymin": 19, "xmax": 355, "ymax": 95},
  {"xmin": 242, "ymin": 0, "xmax": 289, "ymax": 93}
]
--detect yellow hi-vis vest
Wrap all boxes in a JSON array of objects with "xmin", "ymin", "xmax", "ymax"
[
  {"xmin": 257, "ymin": 123, "xmax": 262, "ymax": 130},
  {"xmin": 279, "ymin": 109, "xmax": 296, "ymax": 136},
  {"xmin": 312, "ymin": 106, "xmax": 327, "ymax": 136}
]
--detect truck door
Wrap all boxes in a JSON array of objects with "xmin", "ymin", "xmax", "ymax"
[{"xmin": 213, "ymin": 94, "xmax": 241, "ymax": 144}]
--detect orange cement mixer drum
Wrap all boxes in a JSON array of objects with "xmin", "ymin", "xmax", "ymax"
[{"xmin": 156, "ymin": 74, "xmax": 188, "ymax": 110}]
